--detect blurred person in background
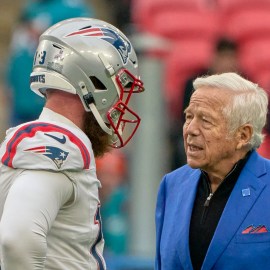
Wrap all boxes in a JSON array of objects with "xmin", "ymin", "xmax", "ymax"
[
  {"xmin": 96, "ymin": 149, "xmax": 129, "ymax": 255},
  {"xmin": 5, "ymin": 0, "xmax": 94, "ymax": 126},
  {"xmin": 101, "ymin": 0, "xmax": 132, "ymax": 34},
  {"xmin": 0, "ymin": 17, "xmax": 144, "ymax": 269},
  {"xmin": 0, "ymin": 83, "xmax": 9, "ymax": 141},
  {"xmin": 156, "ymin": 72, "xmax": 270, "ymax": 270},
  {"xmin": 96, "ymin": 150, "xmax": 155, "ymax": 269},
  {"xmin": 170, "ymin": 37, "xmax": 243, "ymax": 171},
  {"xmin": 182, "ymin": 38, "xmax": 241, "ymax": 113}
]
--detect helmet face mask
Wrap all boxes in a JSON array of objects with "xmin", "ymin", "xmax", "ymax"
[
  {"xmin": 30, "ymin": 18, "xmax": 144, "ymax": 148},
  {"xmin": 108, "ymin": 69, "xmax": 144, "ymax": 148}
]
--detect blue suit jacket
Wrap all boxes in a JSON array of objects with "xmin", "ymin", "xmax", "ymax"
[{"xmin": 155, "ymin": 151, "xmax": 270, "ymax": 270}]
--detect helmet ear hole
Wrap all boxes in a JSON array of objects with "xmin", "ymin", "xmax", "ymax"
[{"xmin": 89, "ymin": 76, "xmax": 107, "ymax": 90}]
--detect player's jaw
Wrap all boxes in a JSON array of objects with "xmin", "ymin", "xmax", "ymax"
[{"xmin": 83, "ymin": 112, "xmax": 111, "ymax": 157}]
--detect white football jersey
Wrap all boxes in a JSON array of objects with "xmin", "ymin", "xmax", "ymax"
[{"xmin": 0, "ymin": 108, "xmax": 106, "ymax": 270}]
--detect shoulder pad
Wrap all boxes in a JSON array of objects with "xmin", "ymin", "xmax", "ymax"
[{"xmin": 0, "ymin": 121, "xmax": 92, "ymax": 171}]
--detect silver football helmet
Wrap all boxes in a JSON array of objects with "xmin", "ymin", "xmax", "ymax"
[{"xmin": 30, "ymin": 17, "xmax": 144, "ymax": 148}]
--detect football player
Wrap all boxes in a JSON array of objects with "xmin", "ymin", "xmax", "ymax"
[{"xmin": 0, "ymin": 17, "xmax": 144, "ymax": 269}]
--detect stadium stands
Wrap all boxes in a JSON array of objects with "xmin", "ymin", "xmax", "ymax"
[{"xmin": 131, "ymin": 0, "xmax": 270, "ymax": 114}]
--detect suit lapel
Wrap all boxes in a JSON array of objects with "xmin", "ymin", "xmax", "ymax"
[
  {"xmin": 202, "ymin": 152, "xmax": 267, "ymax": 270},
  {"xmin": 177, "ymin": 169, "xmax": 201, "ymax": 269}
]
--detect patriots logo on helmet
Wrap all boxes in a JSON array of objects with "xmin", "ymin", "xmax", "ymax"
[
  {"xmin": 25, "ymin": 146, "xmax": 69, "ymax": 169},
  {"xmin": 65, "ymin": 26, "xmax": 132, "ymax": 64}
]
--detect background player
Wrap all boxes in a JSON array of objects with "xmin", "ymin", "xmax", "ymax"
[{"xmin": 0, "ymin": 17, "xmax": 144, "ymax": 269}]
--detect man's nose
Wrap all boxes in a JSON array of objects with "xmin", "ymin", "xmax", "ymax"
[{"xmin": 185, "ymin": 118, "xmax": 200, "ymax": 136}]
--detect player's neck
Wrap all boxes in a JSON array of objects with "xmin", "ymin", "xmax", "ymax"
[{"xmin": 45, "ymin": 90, "xmax": 85, "ymax": 129}]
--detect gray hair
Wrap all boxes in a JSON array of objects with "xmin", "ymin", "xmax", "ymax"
[{"xmin": 193, "ymin": 72, "xmax": 268, "ymax": 149}]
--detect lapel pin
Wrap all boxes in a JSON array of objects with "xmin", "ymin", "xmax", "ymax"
[{"xmin": 242, "ymin": 188, "xmax": 251, "ymax": 197}]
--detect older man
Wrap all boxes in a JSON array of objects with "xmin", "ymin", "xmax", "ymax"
[{"xmin": 155, "ymin": 72, "xmax": 270, "ymax": 270}]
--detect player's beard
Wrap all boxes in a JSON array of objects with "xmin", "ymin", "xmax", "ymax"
[{"xmin": 83, "ymin": 112, "xmax": 111, "ymax": 158}]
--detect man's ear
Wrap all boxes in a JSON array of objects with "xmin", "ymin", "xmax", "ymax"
[{"xmin": 236, "ymin": 124, "xmax": 253, "ymax": 150}]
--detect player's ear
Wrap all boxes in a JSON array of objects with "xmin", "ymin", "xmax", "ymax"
[{"xmin": 235, "ymin": 124, "xmax": 253, "ymax": 150}]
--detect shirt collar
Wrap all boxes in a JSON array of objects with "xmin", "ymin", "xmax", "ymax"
[
  {"xmin": 201, "ymin": 151, "xmax": 252, "ymax": 180},
  {"xmin": 200, "ymin": 151, "xmax": 252, "ymax": 192}
]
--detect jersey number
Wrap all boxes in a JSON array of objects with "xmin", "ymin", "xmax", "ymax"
[{"xmin": 90, "ymin": 204, "xmax": 105, "ymax": 270}]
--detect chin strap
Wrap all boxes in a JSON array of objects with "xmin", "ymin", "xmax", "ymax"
[{"xmin": 89, "ymin": 103, "xmax": 112, "ymax": 135}]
